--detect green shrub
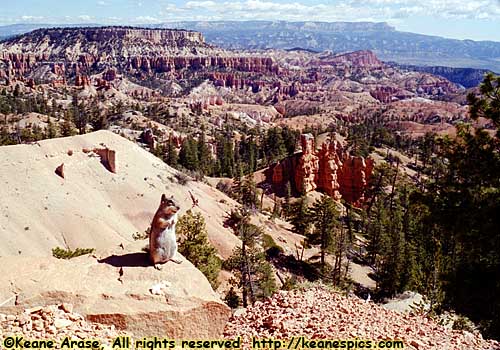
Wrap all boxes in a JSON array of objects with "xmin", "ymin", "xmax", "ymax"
[
  {"xmin": 281, "ymin": 275, "xmax": 298, "ymax": 291},
  {"xmin": 262, "ymin": 233, "xmax": 284, "ymax": 259},
  {"xmin": 177, "ymin": 210, "xmax": 221, "ymax": 289},
  {"xmin": 224, "ymin": 287, "xmax": 240, "ymax": 309},
  {"xmin": 52, "ymin": 247, "xmax": 95, "ymax": 260}
]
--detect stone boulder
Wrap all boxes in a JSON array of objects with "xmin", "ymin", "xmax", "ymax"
[
  {"xmin": 0, "ymin": 241, "xmax": 231, "ymax": 338},
  {"xmin": 93, "ymin": 147, "xmax": 116, "ymax": 174},
  {"xmin": 55, "ymin": 163, "xmax": 65, "ymax": 179}
]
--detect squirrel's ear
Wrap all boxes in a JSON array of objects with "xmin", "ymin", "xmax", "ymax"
[{"xmin": 161, "ymin": 194, "xmax": 167, "ymax": 203}]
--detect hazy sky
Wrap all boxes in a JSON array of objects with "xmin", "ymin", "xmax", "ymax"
[{"xmin": 1, "ymin": 0, "xmax": 499, "ymax": 41}]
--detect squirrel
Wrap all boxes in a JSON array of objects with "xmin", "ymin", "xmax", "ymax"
[{"xmin": 149, "ymin": 194, "xmax": 182, "ymax": 269}]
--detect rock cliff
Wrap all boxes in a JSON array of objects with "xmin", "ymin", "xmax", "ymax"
[
  {"xmin": 0, "ymin": 27, "xmax": 279, "ymax": 85},
  {"xmin": 0, "ymin": 27, "xmax": 208, "ymax": 58},
  {"xmin": 270, "ymin": 134, "xmax": 373, "ymax": 206},
  {"xmin": 316, "ymin": 50, "xmax": 383, "ymax": 68}
]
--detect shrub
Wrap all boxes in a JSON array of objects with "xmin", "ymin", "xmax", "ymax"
[
  {"xmin": 224, "ymin": 287, "xmax": 240, "ymax": 309},
  {"xmin": 262, "ymin": 233, "xmax": 284, "ymax": 259},
  {"xmin": 281, "ymin": 275, "xmax": 298, "ymax": 291},
  {"xmin": 52, "ymin": 247, "xmax": 95, "ymax": 259},
  {"xmin": 177, "ymin": 210, "xmax": 222, "ymax": 289},
  {"xmin": 216, "ymin": 180, "xmax": 233, "ymax": 196},
  {"xmin": 174, "ymin": 171, "xmax": 190, "ymax": 185},
  {"xmin": 133, "ymin": 228, "xmax": 149, "ymax": 240}
]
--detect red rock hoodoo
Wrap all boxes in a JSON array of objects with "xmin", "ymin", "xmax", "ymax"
[{"xmin": 271, "ymin": 134, "xmax": 373, "ymax": 206}]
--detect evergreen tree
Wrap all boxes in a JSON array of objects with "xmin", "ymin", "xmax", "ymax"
[
  {"xmin": 179, "ymin": 136, "xmax": 199, "ymax": 171},
  {"xmin": 31, "ymin": 124, "xmax": 44, "ymax": 141},
  {"xmin": 177, "ymin": 210, "xmax": 222, "ymax": 289},
  {"xmin": 90, "ymin": 104, "xmax": 107, "ymax": 131},
  {"xmin": 281, "ymin": 126, "xmax": 299, "ymax": 156},
  {"xmin": 282, "ymin": 181, "xmax": 292, "ymax": 219},
  {"xmin": 239, "ymin": 134, "xmax": 258, "ymax": 174},
  {"xmin": 308, "ymin": 196, "xmax": 340, "ymax": 269},
  {"xmin": 224, "ymin": 287, "xmax": 240, "ymax": 309},
  {"xmin": 72, "ymin": 93, "xmax": 87, "ymax": 135},
  {"xmin": 224, "ymin": 211, "xmax": 276, "ymax": 306},
  {"xmin": 46, "ymin": 116, "xmax": 57, "ymax": 139},
  {"xmin": 238, "ymin": 175, "xmax": 259, "ymax": 210},
  {"xmin": 197, "ymin": 128, "xmax": 213, "ymax": 175},
  {"xmin": 13, "ymin": 84, "xmax": 20, "ymax": 98},
  {"xmin": 0, "ymin": 127, "xmax": 15, "ymax": 146},
  {"xmin": 289, "ymin": 195, "xmax": 311, "ymax": 236},
  {"xmin": 263, "ymin": 127, "xmax": 286, "ymax": 163},
  {"xmin": 165, "ymin": 138, "xmax": 179, "ymax": 167},
  {"xmin": 60, "ymin": 110, "xmax": 75, "ymax": 137},
  {"xmin": 419, "ymin": 73, "xmax": 500, "ymax": 337}
]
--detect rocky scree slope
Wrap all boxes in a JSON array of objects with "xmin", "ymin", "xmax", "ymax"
[{"xmin": 224, "ymin": 286, "xmax": 500, "ymax": 350}]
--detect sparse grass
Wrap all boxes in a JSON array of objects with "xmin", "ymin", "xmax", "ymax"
[
  {"xmin": 216, "ymin": 180, "xmax": 233, "ymax": 196},
  {"xmin": 281, "ymin": 275, "xmax": 298, "ymax": 291},
  {"xmin": 133, "ymin": 227, "xmax": 150, "ymax": 240},
  {"xmin": 174, "ymin": 171, "xmax": 190, "ymax": 185},
  {"xmin": 52, "ymin": 247, "xmax": 95, "ymax": 260},
  {"xmin": 452, "ymin": 315, "xmax": 476, "ymax": 333}
]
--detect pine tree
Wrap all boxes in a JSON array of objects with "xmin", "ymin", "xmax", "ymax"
[
  {"xmin": 282, "ymin": 181, "xmax": 292, "ymax": 218},
  {"xmin": 13, "ymin": 84, "xmax": 20, "ymax": 98},
  {"xmin": 176, "ymin": 210, "xmax": 221, "ymax": 289},
  {"xmin": 216, "ymin": 135, "xmax": 235, "ymax": 177},
  {"xmin": 197, "ymin": 128, "xmax": 213, "ymax": 175},
  {"xmin": 46, "ymin": 116, "xmax": 57, "ymax": 139},
  {"xmin": 308, "ymin": 196, "xmax": 340, "ymax": 269},
  {"xmin": 224, "ymin": 287, "xmax": 240, "ymax": 309},
  {"xmin": 165, "ymin": 138, "xmax": 179, "ymax": 167},
  {"xmin": 239, "ymin": 134, "xmax": 258, "ymax": 173},
  {"xmin": 72, "ymin": 93, "xmax": 87, "ymax": 135},
  {"xmin": 179, "ymin": 136, "xmax": 199, "ymax": 171},
  {"xmin": 239, "ymin": 175, "xmax": 259, "ymax": 210},
  {"xmin": 60, "ymin": 110, "xmax": 75, "ymax": 137},
  {"xmin": 289, "ymin": 195, "xmax": 311, "ymax": 236},
  {"xmin": 263, "ymin": 127, "xmax": 286, "ymax": 164},
  {"xmin": 281, "ymin": 126, "xmax": 299, "ymax": 156},
  {"xmin": 224, "ymin": 211, "xmax": 276, "ymax": 306}
]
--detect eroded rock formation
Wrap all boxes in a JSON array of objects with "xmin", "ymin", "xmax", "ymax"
[
  {"xmin": 270, "ymin": 134, "xmax": 373, "ymax": 206},
  {"xmin": 338, "ymin": 156, "xmax": 374, "ymax": 204},
  {"xmin": 294, "ymin": 134, "xmax": 319, "ymax": 193},
  {"xmin": 314, "ymin": 50, "xmax": 383, "ymax": 68},
  {"xmin": 93, "ymin": 148, "xmax": 116, "ymax": 174},
  {"xmin": 0, "ymin": 27, "xmax": 280, "ymax": 86},
  {"xmin": 55, "ymin": 163, "xmax": 65, "ymax": 179}
]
